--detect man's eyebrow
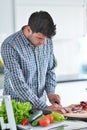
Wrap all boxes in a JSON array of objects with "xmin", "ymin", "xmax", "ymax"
[{"xmin": 36, "ymin": 36, "xmax": 44, "ymax": 39}]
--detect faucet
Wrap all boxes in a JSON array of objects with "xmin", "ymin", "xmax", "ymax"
[{"xmin": 0, "ymin": 95, "xmax": 17, "ymax": 130}]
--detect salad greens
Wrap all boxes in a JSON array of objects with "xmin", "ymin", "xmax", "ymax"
[
  {"xmin": 50, "ymin": 112, "xmax": 65, "ymax": 122},
  {"xmin": 0, "ymin": 100, "xmax": 32, "ymax": 124}
]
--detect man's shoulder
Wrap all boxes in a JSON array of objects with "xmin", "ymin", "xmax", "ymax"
[
  {"xmin": 46, "ymin": 38, "xmax": 53, "ymax": 48},
  {"xmin": 47, "ymin": 38, "xmax": 52, "ymax": 42},
  {"xmin": 2, "ymin": 30, "xmax": 21, "ymax": 45}
]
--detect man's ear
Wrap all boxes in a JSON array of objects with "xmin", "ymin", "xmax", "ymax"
[{"xmin": 27, "ymin": 26, "xmax": 32, "ymax": 35}]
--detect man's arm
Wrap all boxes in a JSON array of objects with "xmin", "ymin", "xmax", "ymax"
[
  {"xmin": 45, "ymin": 39, "xmax": 57, "ymax": 94},
  {"xmin": 1, "ymin": 42, "xmax": 47, "ymax": 109}
]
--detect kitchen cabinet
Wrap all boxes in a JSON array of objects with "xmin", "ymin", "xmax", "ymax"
[{"xmin": 47, "ymin": 80, "xmax": 87, "ymax": 107}]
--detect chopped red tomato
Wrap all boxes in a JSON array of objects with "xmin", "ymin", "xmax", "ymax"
[
  {"xmin": 46, "ymin": 115, "xmax": 54, "ymax": 123},
  {"xmin": 21, "ymin": 118, "xmax": 28, "ymax": 126},
  {"xmin": 39, "ymin": 117, "xmax": 50, "ymax": 127}
]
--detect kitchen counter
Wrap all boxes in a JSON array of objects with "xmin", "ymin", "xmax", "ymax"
[
  {"xmin": 17, "ymin": 120, "xmax": 87, "ymax": 130},
  {"xmin": 1, "ymin": 73, "xmax": 87, "ymax": 89},
  {"xmin": 3, "ymin": 120, "xmax": 87, "ymax": 130},
  {"xmin": 57, "ymin": 74, "xmax": 87, "ymax": 83},
  {"xmin": 1, "ymin": 74, "xmax": 87, "ymax": 130},
  {"xmin": 0, "ymin": 74, "xmax": 4, "ymax": 89}
]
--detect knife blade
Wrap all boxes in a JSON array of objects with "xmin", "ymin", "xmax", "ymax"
[
  {"xmin": 73, "ymin": 127, "xmax": 87, "ymax": 130},
  {"xmin": 47, "ymin": 124, "xmax": 68, "ymax": 130}
]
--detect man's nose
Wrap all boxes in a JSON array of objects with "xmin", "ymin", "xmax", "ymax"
[{"xmin": 40, "ymin": 38, "xmax": 46, "ymax": 44}]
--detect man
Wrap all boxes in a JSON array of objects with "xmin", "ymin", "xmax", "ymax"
[{"xmin": 1, "ymin": 11, "xmax": 65, "ymax": 113}]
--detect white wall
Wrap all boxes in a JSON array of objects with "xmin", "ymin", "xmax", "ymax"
[
  {"xmin": 14, "ymin": 0, "xmax": 86, "ymax": 76},
  {"xmin": 0, "ymin": 0, "xmax": 87, "ymax": 76},
  {"xmin": 0, "ymin": 0, "xmax": 14, "ymax": 55},
  {"xmin": 0, "ymin": 0, "xmax": 14, "ymax": 34},
  {"xmin": 47, "ymin": 81, "xmax": 87, "ymax": 107}
]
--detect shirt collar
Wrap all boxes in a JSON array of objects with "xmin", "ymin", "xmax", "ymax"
[
  {"xmin": 20, "ymin": 28, "xmax": 48, "ymax": 49},
  {"xmin": 20, "ymin": 29, "xmax": 35, "ymax": 49}
]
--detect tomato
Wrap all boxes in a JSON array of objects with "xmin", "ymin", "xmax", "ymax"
[
  {"xmin": 80, "ymin": 101, "xmax": 87, "ymax": 106},
  {"xmin": 83, "ymin": 105, "xmax": 87, "ymax": 110},
  {"xmin": 39, "ymin": 117, "xmax": 50, "ymax": 127},
  {"xmin": 46, "ymin": 115, "xmax": 54, "ymax": 123},
  {"xmin": 21, "ymin": 118, "xmax": 28, "ymax": 126}
]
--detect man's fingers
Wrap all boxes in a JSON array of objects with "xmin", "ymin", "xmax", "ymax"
[
  {"xmin": 53, "ymin": 103, "xmax": 66, "ymax": 114},
  {"xmin": 55, "ymin": 94, "xmax": 61, "ymax": 104}
]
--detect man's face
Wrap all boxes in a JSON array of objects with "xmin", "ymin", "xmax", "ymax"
[{"xmin": 28, "ymin": 30, "xmax": 47, "ymax": 46}]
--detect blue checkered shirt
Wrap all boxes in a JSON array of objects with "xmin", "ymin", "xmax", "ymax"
[{"xmin": 1, "ymin": 29, "xmax": 57, "ymax": 109}]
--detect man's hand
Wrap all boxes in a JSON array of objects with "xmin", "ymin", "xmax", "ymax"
[
  {"xmin": 47, "ymin": 104, "xmax": 66, "ymax": 114},
  {"xmin": 47, "ymin": 93, "xmax": 66, "ymax": 114},
  {"xmin": 47, "ymin": 93, "xmax": 61, "ymax": 105}
]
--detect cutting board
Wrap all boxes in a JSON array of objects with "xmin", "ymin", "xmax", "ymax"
[
  {"xmin": 17, "ymin": 120, "xmax": 87, "ymax": 130},
  {"xmin": 64, "ymin": 111, "xmax": 87, "ymax": 121},
  {"xmin": 17, "ymin": 122, "xmax": 64, "ymax": 130}
]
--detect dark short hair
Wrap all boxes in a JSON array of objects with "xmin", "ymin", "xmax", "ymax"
[{"xmin": 28, "ymin": 11, "xmax": 56, "ymax": 38}]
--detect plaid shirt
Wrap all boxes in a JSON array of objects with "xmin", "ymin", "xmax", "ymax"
[{"xmin": 1, "ymin": 29, "xmax": 57, "ymax": 109}]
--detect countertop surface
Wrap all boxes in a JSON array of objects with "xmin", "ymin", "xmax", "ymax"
[
  {"xmin": 17, "ymin": 120, "xmax": 87, "ymax": 130},
  {"xmin": 0, "ymin": 74, "xmax": 4, "ymax": 89},
  {"xmin": 1, "ymin": 74, "xmax": 87, "ymax": 89},
  {"xmin": 57, "ymin": 74, "xmax": 87, "ymax": 83},
  {"xmin": 1, "ymin": 74, "xmax": 87, "ymax": 130}
]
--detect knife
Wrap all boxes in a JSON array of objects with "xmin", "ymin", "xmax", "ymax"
[
  {"xmin": 47, "ymin": 124, "xmax": 68, "ymax": 130},
  {"xmin": 73, "ymin": 127, "xmax": 87, "ymax": 130}
]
